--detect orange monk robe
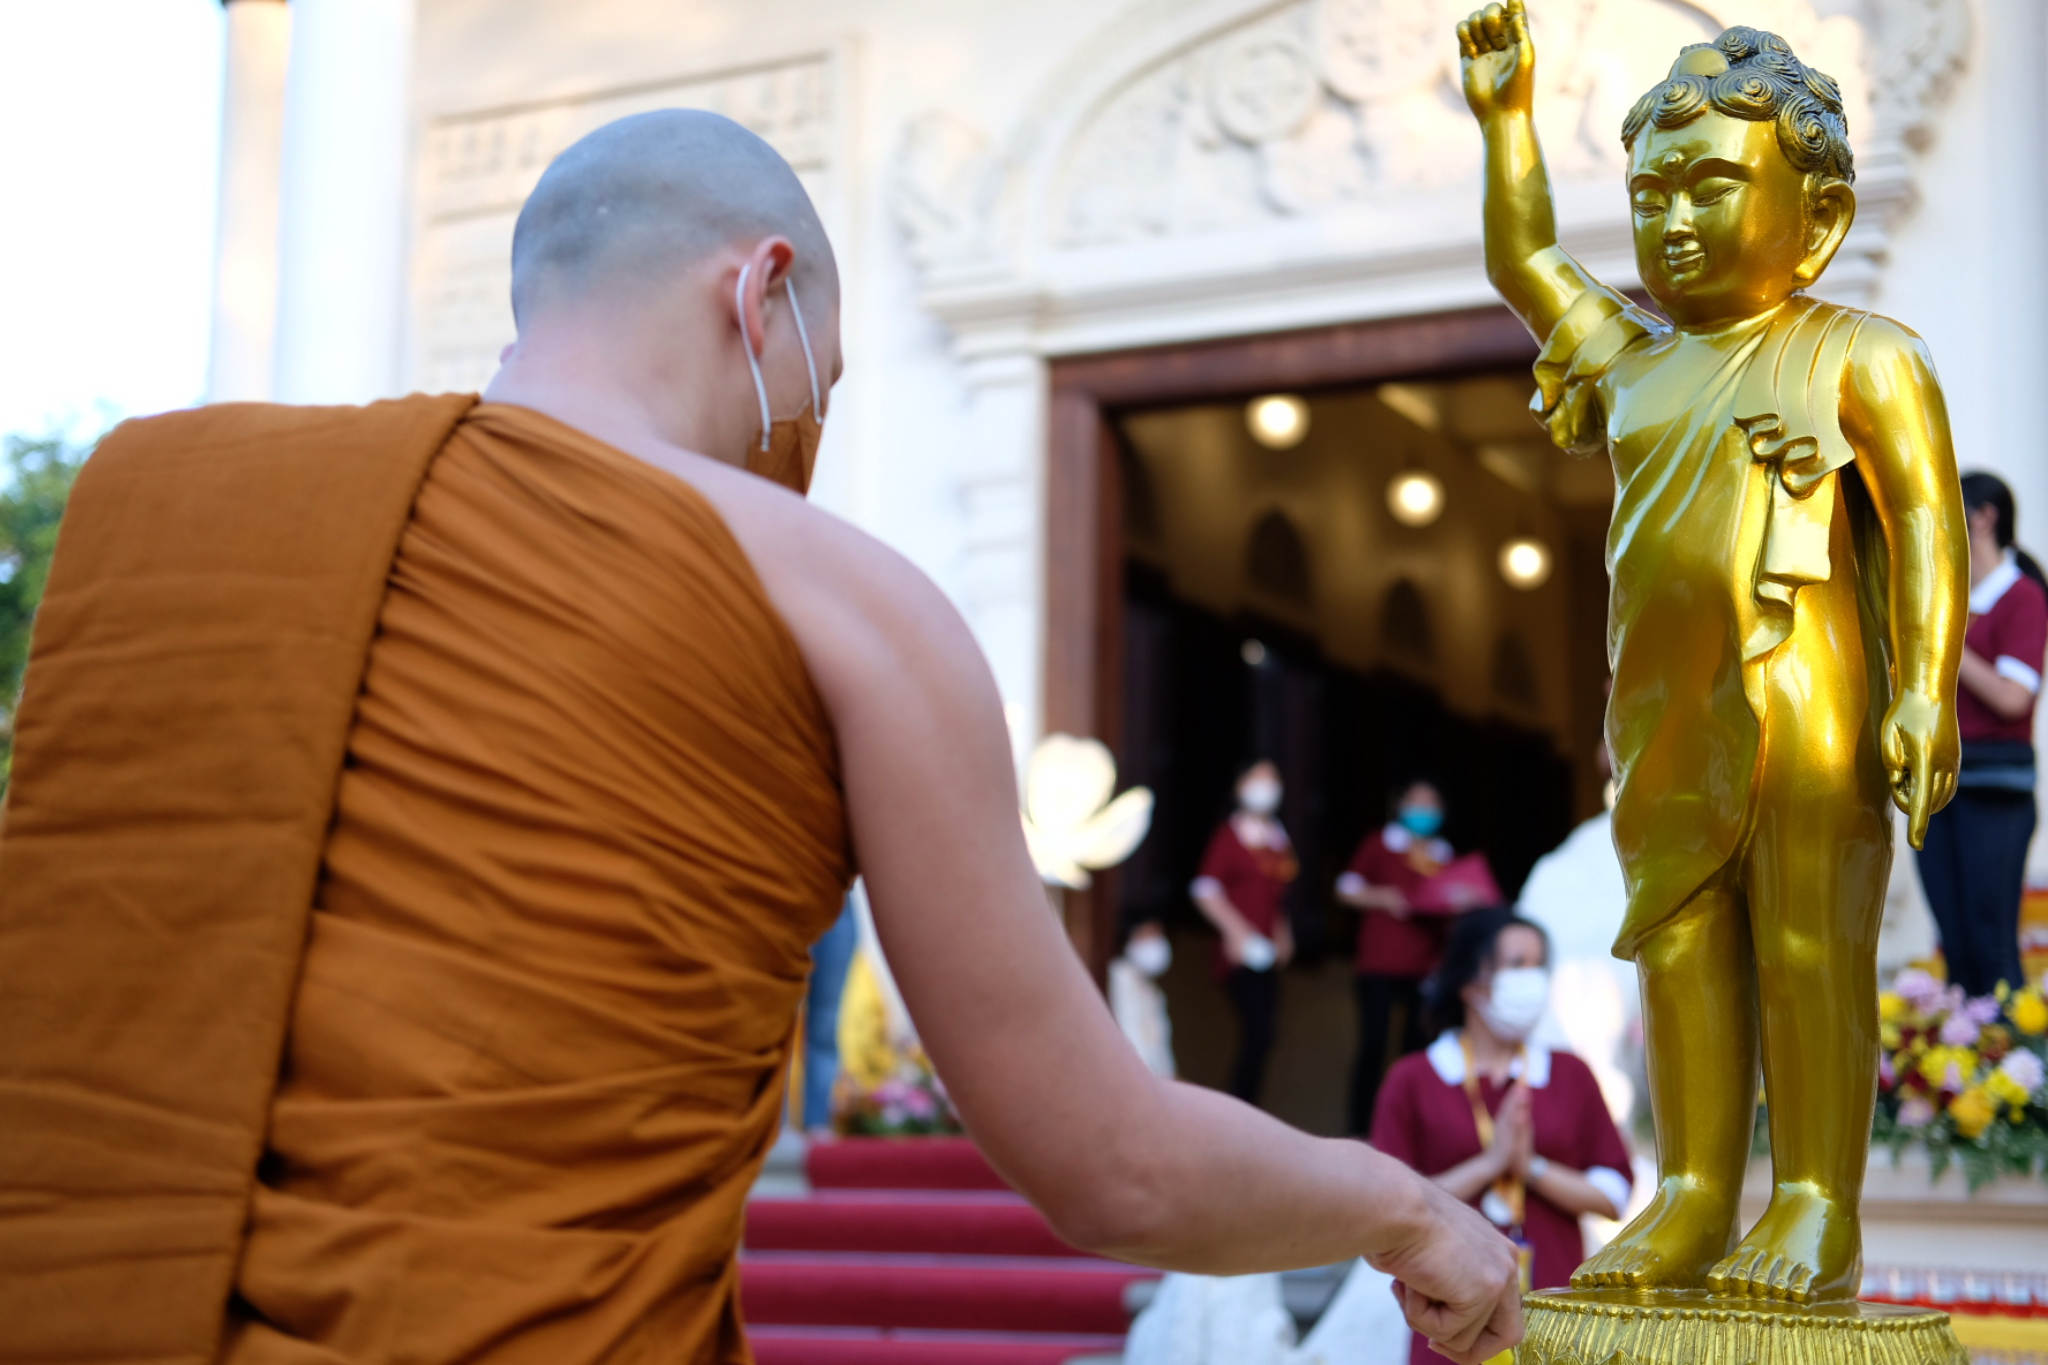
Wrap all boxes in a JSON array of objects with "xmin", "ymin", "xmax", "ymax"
[{"xmin": 0, "ymin": 399, "xmax": 853, "ymax": 1363}]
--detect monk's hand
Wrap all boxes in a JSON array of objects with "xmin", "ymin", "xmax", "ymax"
[
  {"xmin": 1458, "ymin": 0, "xmax": 1535, "ymax": 123},
  {"xmin": 1374, "ymin": 1173, "xmax": 1524, "ymax": 1365},
  {"xmin": 1882, "ymin": 687, "xmax": 1959, "ymax": 849}
]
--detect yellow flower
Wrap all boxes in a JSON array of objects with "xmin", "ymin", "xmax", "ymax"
[
  {"xmin": 2011, "ymin": 990, "xmax": 2048, "ymax": 1038},
  {"xmin": 1918, "ymin": 1048, "xmax": 1953, "ymax": 1087},
  {"xmin": 1987, "ymin": 1070, "xmax": 2031, "ymax": 1109},
  {"xmin": 1881, "ymin": 1023, "xmax": 1902, "ymax": 1051},
  {"xmin": 1949, "ymin": 1087, "xmax": 1997, "ymax": 1140},
  {"xmin": 1879, "ymin": 993, "xmax": 1908, "ymax": 1024}
]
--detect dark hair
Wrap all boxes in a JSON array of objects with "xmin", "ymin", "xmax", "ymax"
[
  {"xmin": 1425, "ymin": 908, "xmax": 1549, "ymax": 1036},
  {"xmin": 1622, "ymin": 27, "xmax": 1853, "ymax": 189},
  {"xmin": 1386, "ymin": 777, "xmax": 1442, "ymax": 818},
  {"xmin": 1960, "ymin": 471, "xmax": 2048, "ymax": 591}
]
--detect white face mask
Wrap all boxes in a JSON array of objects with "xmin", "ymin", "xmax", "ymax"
[
  {"xmin": 1239, "ymin": 778, "xmax": 1282, "ymax": 815},
  {"xmin": 1475, "ymin": 966, "xmax": 1550, "ymax": 1042},
  {"xmin": 1126, "ymin": 935, "xmax": 1172, "ymax": 978}
]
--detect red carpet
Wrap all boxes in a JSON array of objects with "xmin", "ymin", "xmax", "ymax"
[{"xmin": 742, "ymin": 1138, "xmax": 1153, "ymax": 1364}]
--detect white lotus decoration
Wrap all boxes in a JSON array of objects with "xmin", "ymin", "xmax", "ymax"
[{"xmin": 1021, "ymin": 733, "xmax": 1155, "ymax": 890}]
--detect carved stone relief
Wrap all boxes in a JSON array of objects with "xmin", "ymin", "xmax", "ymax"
[
  {"xmin": 893, "ymin": 0, "xmax": 1964, "ymax": 273},
  {"xmin": 1046, "ymin": 0, "xmax": 1895, "ymax": 248},
  {"xmin": 410, "ymin": 52, "xmax": 841, "ymax": 393}
]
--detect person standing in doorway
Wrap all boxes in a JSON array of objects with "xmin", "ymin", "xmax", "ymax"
[
  {"xmin": 1918, "ymin": 472, "xmax": 2048, "ymax": 995},
  {"xmin": 1191, "ymin": 760, "xmax": 1297, "ymax": 1104},
  {"xmin": 1339, "ymin": 780, "xmax": 1494, "ymax": 1134}
]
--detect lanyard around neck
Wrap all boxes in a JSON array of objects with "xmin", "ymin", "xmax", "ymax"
[{"xmin": 1460, "ymin": 1033, "xmax": 1526, "ymax": 1233}]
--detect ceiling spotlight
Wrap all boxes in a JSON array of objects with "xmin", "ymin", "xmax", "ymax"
[
  {"xmin": 1246, "ymin": 394, "xmax": 1309, "ymax": 450},
  {"xmin": 1499, "ymin": 536, "xmax": 1553, "ymax": 590},
  {"xmin": 1241, "ymin": 639, "xmax": 1269, "ymax": 667},
  {"xmin": 1386, "ymin": 470, "xmax": 1445, "ymax": 528}
]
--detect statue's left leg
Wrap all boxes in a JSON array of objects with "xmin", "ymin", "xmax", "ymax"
[{"xmin": 1708, "ymin": 726, "xmax": 1890, "ymax": 1302}]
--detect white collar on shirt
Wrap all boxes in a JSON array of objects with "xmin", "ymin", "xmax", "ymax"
[
  {"xmin": 1231, "ymin": 812, "xmax": 1290, "ymax": 851},
  {"xmin": 1381, "ymin": 822, "xmax": 1453, "ymax": 863},
  {"xmin": 1426, "ymin": 1030, "xmax": 1553, "ymax": 1089},
  {"xmin": 1971, "ymin": 550, "xmax": 2022, "ymax": 616}
]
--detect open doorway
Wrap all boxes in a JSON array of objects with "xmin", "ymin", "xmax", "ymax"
[{"xmin": 1045, "ymin": 308, "xmax": 1613, "ymax": 1136}]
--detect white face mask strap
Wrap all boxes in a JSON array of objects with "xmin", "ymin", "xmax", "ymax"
[
  {"xmin": 736, "ymin": 263, "xmax": 772, "ymax": 453},
  {"xmin": 785, "ymin": 277, "xmax": 824, "ymax": 418}
]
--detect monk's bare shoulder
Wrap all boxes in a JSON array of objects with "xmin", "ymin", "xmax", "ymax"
[{"xmin": 670, "ymin": 456, "xmax": 996, "ymax": 724}]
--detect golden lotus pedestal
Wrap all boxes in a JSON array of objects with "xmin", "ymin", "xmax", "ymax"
[{"xmin": 1516, "ymin": 1289, "xmax": 1967, "ymax": 1365}]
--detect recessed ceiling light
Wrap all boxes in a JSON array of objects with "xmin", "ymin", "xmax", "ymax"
[
  {"xmin": 1245, "ymin": 395, "xmax": 1309, "ymax": 450},
  {"xmin": 1499, "ymin": 536, "xmax": 1553, "ymax": 590},
  {"xmin": 1386, "ymin": 470, "xmax": 1445, "ymax": 527}
]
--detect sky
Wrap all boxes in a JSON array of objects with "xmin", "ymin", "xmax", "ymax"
[{"xmin": 0, "ymin": 1, "xmax": 223, "ymax": 442}]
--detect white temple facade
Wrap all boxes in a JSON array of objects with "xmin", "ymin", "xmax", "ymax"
[{"xmin": 214, "ymin": 0, "xmax": 2048, "ymax": 881}]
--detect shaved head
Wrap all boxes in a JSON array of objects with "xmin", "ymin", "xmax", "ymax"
[{"xmin": 509, "ymin": 109, "xmax": 836, "ymax": 329}]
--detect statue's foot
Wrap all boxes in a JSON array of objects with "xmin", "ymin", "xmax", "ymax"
[
  {"xmin": 1571, "ymin": 1178, "xmax": 1734, "ymax": 1291},
  {"xmin": 1706, "ymin": 1187, "xmax": 1859, "ymax": 1303}
]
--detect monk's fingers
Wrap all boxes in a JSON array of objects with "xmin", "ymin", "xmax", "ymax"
[
  {"xmin": 1465, "ymin": 1285, "xmax": 1526, "ymax": 1365},
  {"xmin": 1457, "ymin": 18, "xmax": 1480, "ymax": 58}
]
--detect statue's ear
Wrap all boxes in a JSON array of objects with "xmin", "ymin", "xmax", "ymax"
[{"xmin": 1794, "ymin": 179, "xmax": 1856, "ymax": 284}]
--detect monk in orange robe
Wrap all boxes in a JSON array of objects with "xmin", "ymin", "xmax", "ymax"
[{"xmin": 0, "ymin": 112, "xmax": 1522, "ymax": 1365}]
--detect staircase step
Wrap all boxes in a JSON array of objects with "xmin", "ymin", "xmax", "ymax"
[
  {"xmin": 805, "ymin": 1137, "xmax": 1009, "ymax": 1191},
  {"xmin": 741, "ymin": 1251, "xmax": 1155, "ymax": 1336},
  {"xmin": 749, "ymin": 1325, "xmax": 1125, "ymax": 1364},
  {"xmin": 747, "ymin": 1191, "xmax": 1077, "ymax": 1258}
]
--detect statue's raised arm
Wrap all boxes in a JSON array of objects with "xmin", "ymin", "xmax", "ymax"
[{"xmin": 1459, "ymin": 0, "xmax": 1603, "ymax": 343}]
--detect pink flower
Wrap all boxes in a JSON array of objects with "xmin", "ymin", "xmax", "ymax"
[
  {"xmin": 1943, "ymin": 1060, "xmax": 1967, "ymax": 1094},
  {"xmin": 1964, "ymin": 996, "xmax": 2004, "ymax": 1027},
  {"xmin": 880, "ymin": 1103, "xmax": 907, "ymax": 1128},
  {"xmin": 1998, "ymin": 1049, "xmax": 2045, "ymax": 1095},
  {"xmin": 1940, "ymin": 1014, "xmax": 1982, "ymax": 1047},
  {"xmin": 1894, "ymin": 969, "xmax": 1945, "ymax": 1010},
  {"xmin": 1879, "ymin": 1053, "xmax": 1897, "ymax": 1088},
  {"xmin": 904, "ymin": 1088, "xmax": 938, "ymax": 1121},
  {"xmin": 1897, "ymin": 1096, "xmax": 1936, "ymax": 1128}
]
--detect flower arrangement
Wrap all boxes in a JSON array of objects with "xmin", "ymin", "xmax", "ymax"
[
  {"xmin": 1873, "ymin": 967, "xmax": 2048, "ymax": 1190},
  {"xmin": 833, "ymin": 1047, "xmax": 963, "ymax": 1138}
]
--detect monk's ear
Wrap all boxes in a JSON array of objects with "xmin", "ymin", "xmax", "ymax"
[
  {"xmin": 733, "ymin": 237, "xmax": 796, "ymax": 355},
  {"xmin": 1794, "ymin": 179, "xmax": 1856, "ymax": 285}
]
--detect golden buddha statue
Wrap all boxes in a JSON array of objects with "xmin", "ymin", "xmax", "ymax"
[{"xmin": 1455, "ymin": 0, "xmax": 1969, "ymax": 1332}]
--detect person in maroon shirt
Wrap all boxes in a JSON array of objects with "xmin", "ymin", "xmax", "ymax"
[
  {"xmin": 1916, "ymin": 472, "xmax": 2048, "ymax": 995},
  {"xmin": 1190, "ymin": 759, "xmax": 1298, "ymax": 1103},
  {"xmin": 1337, "ymin": 780, "xmax": 1493, "ymax": 1133},
  {"xmin": 1372, "ymin": 909, "xmax": 1632, "ymax": 1365}
]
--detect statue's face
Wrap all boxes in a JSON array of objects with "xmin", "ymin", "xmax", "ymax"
[{"xmin": 1627, "ymin": 113, "xmax": 1819, "ymax": 327}]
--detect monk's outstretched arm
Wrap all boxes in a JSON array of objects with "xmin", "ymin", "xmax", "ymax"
[
  {"xmin": 1843, "ymin": 318, "xmax": 1969, "ymax": 846},
  {"xmin": 781, "ymin": 528, "xmax": 1520, "ymax": 1365},
  {"xmin": 1459, "ymin": 0, "xmax": 1601, "ymax": 343}
]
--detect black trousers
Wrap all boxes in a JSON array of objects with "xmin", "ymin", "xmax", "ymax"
[
  {"xmin": 1224, "ymin": 967, "xmax": 1281, "ymax": 1104},
  {"xmin": 1350, "ymin": 973, "xmax": 1429, "ymax": 1135},
  {"xmin": 1918, "ymin": 786, "xmax": 2035, "ymax": 997}
]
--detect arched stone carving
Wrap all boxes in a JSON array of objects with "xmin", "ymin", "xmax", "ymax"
[{"xmin": 895, "ymin": 0, "xmax": 1966, "ymax": 300}]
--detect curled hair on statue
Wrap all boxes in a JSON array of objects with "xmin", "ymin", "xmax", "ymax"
[{"xmin": 1620, "ymin": 27, "xmax": 1854, "ymax": 188}]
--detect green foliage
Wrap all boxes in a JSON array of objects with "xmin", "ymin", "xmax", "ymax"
[{"xmin": 0, "ymin": 431, "xmax": 88, "ymax": 798}]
